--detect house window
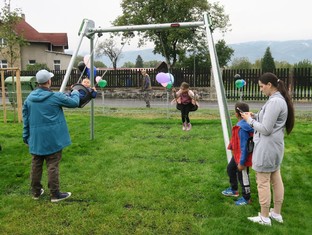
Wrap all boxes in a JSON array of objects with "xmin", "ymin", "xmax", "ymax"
[
  {"xmin": 54, "ymin": 60, "xmax": 61, "ymax": 70},
  {"xmin": 0, "ymin": 60, "xmax": 8, "ymax": 68},
  {"xmin": 29, "ymin": 60, "xmax": 36, "ymax": 65},
  {"xmin": 0, "ymin": 38, "xmax": 7, "ymax": 48}
]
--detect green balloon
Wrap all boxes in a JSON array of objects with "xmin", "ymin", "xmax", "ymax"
[
  {"xmin": 166, "ymin": 83, "xmax": 173, "ymax": 89},
  {"xmin": 98, "ymin": 79, "xmax": 107, "ymax": 88},
  {"xmin": 235, "ymin": 79, "xmax": 244, "ymax": 89}
]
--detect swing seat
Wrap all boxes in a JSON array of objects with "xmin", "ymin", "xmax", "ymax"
[
  {"xmin": 176, "ymin": 103, "xmax": 198, "ymax": 112},
  {"xmin": 71, "ymin": 83, "xmax": 93, "ymax": 108}
]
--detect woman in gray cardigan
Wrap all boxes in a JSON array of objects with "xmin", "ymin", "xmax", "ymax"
[{"xmin": 241, "ymin": 72, "xmax": 295, "ymax": 226}]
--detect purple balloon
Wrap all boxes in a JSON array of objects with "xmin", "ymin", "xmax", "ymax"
[{"xmin": 156, "ymin": 72, "xmax": 170, "ymax": 84}]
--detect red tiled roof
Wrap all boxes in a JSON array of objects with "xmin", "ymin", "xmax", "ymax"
[
  {"xmin": 14, "ymin": 17, "xmax": 68, "ymax": 48},
  {"xmin": 41, "ymin": 33, "xmax": 68, "ymax": 47}
]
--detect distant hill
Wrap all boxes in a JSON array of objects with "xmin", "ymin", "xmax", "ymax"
[
  {"xmin": 228, "ymin": 40, "xmax": 312, "ymax": 64},
  {"xmin": 94, "ymin": 40, "xmax": 312, "ymax": 67},
  {"xmin": 96, "ymin": 48, "xmax": 165, "ymax": 68}
]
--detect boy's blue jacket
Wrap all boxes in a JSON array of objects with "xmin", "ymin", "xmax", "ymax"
[
  {"xmin": 228, "ymin": 119, "xmax": 254, "ymax": 166},
  {"xmin": 22, "ymin": 88, "xmax": 80, "ymax": 155}
]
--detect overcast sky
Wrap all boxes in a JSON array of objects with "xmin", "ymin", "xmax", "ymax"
[{"xmin": 4, "ymin": 0, "xmax": 312, "ymax": 53}]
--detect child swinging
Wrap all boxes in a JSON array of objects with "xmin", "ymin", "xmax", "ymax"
[{"xmin": 172, "ymin": 82, "xmax": 199, "ymax": 131}]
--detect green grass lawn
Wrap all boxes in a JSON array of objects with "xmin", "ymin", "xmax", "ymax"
[{"xmin": 0, "ymin": 107, "xmax": 311, "ymax": 234}]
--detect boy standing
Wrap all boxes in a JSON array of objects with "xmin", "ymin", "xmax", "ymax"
[{"xmin": 222, "ymin": 102, "xmax": 254, "ymax": 205}]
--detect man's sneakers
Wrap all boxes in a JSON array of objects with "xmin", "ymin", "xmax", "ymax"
[
  {"xmin": 222, "ymin": 187, "xmax": 239, "ymax": 197},
  {"xmin": 32, "ymin": 188, "xmax": 44, "ymax": 200},
  {"xmin": 33, "ymin": 190, "xmax": 71, "ymax": 202},
  {"xmin": 51, "ymin": 192, "xmax": 72, "ymax": 203},
  {"xmin": 182, "ymin": 122, "xmax": 187, "ymax": 131},
  {"xmin": 269, "ymin": 208, "xmax": 283, "ymax": 223},
  {"xmin": 235, "ymin": 196, "xmax": 251, "ymax": 206},
  {"xmin": 248, "ymin": 213, "xmax": 272, "ymax": 226}
]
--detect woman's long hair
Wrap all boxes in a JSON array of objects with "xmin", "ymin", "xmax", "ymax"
[{"xmin": 259, "ymin": 72, "xmax": 295, "ymax": 134}]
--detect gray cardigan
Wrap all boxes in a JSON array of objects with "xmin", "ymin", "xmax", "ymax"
[{"xmin": 248, "ymin": 92, "xmax": 288, "ymax": 172}]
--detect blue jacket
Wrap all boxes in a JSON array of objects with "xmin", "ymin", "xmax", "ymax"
[
  {"xmin": 22, "ymin": 87, "xmax": 80, "ymax": 155},
  {"xmin": 228, "ymin": 119, "xmax": 254, "ymax": 166},
  {"xmin": 237, "ymin": 120, "xmax": 254, "ymax": 165}
]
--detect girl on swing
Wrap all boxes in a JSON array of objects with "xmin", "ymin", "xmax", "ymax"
[{"xmin": 172, "ymin": 82, "xmax": 199, "ymax": 131}]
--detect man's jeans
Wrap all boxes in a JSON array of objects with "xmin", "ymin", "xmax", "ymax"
[{"xmin": 31, "ymin": 150, "xmax": 62, "ymax": 197}]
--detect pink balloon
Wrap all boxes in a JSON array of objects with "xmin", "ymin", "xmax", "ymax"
[
  {"xmin": 83, "ymin": 55, "xmax": 91, "ymax": 68},
  {"xmin": 95, "ymin": 76, "xmax": 102, "ymax": 83},
  {"xmin": 156, "ymin": 72, "xmax": 170, "ymax": 84},
  {"xmin": 161, "ymin": 82, "xmax": 168, "ymax": 87}
]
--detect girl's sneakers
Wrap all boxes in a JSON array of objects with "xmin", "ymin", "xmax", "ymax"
[{"xmin": 182, "ymin": 123, "xmax": 192, "ymax": 131}]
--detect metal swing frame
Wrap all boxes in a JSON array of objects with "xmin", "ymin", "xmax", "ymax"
[{"xmin": 60, "ymin": 13, "xmax": 233, "ymax": 162}]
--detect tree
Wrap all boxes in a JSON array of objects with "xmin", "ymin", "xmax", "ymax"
[
  {"xmin": 143, "ymin": 60, "xmax": 162, "ymax": 68},
  {"xmin": 121, "ymin": 61, "xmax": 135, "ymax": 68},
  {"xmin": 73, "ymin": 55, "xmax": 106, "ymax": 69},
  {"xmin": 230, "ymin": 57, "xmax": 253, "ymax": 69},
  {"xmin": 135, "ymin": 55, "xmax": 144, "ymax": 68},
  {"xmin": 294, "ymin": 59, "xmax": 312, "ymax": 68},
  {"xmin": 113, "ymin": 0, "xmax": 230, "ymax": 68},
  {"xmin": 253, "ymin": 59, "xmax": 262, "ymax": 69},
  {"xmin": 275, "ymin": 61, "xmax": 292, "ymax": 69},
  {"xmin": 0, "ymin": 1, "xmax": 28, "ymax": 67},
  {"xmin": 214, "ymin": 39, "xmax": 234, "ymax": 67},
  {"xmin": 174, "ymin": 39, "xmax": 233, "ymax": 69},
  {"xmin": 26, "ymin": 63, "xmax": 49, "ymax": 71},
  {"xmin": 94, "ymin": 61, "xmax": 106, "ymax": 68},
  {"xmin": 261, "ymin": 47, "xmax": 275, "ymax": 73},
  {"xmin": 95, "ymin": 36, "xmax": 124, "ymax": 69},
  {"xmin": 74, "ymin": 55, "xmax": 84, "ymax": 68}
]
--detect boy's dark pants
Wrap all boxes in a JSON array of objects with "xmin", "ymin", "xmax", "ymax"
[
  {"xmin": 31, "ymin": 150, "xmax": 62, "ymax": 197},
  {"xmin": 227, "ymin": 156, "xmax": 251, "ymax": 200}
]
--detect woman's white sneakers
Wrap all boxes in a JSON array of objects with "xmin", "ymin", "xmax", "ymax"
[
  {"xmin": 269, "ymin": 208, "xmax": 284, "ymax": 223},
  {"xmin": 248, "ymin": 209, "xmax": 283, "ymax": 226},
  {"xmin": 248, "ymin": 213, "xmax": 272, "ymax": 226}
]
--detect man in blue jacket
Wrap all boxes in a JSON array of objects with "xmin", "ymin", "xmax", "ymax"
[{"xmin": 23, "ymin": 69, "xmax": 80, "ymax": 202}]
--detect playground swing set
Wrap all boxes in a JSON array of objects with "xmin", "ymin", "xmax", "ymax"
[
  {"xmin": 1, "ymin": 13, "xmax": 233, "ymax": 162},
  {"xmin": 60, "ymin": 13, "xmax": 233, "ymax": 162}
]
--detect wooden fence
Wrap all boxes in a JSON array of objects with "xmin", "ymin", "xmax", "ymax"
[{"xmin": 1, "ymin": 68, "xmax": 311, "ymax": 101}]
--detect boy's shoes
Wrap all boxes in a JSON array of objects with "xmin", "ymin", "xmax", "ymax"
[
  {"xmin": 51, "ymin": 192, "xmax": 71, "ymax": 202},
  {"xmin": 186, "ymin": 123, "xmax": 192, "ymax": 131},
  {"xmin": 235, "ymin": 197, "xmax": 251, "ymax": 206},
  {"xmin": 182, "ymin": 122, "xmax": 187, "ymax": 131},
  {"xmin": 269, "ymin": 208, "xmax": 283, "ymax": 223},
  {"xmin": 32, "ymin": 188, "xmax": 44, "ymax": 200},
  {"xmin": 222, "ymin": 187, "xmax": 239, "ymax": 197},
  {"xmin": 248, "ymin": 213, "xmax": 272, "ymax": 226}
]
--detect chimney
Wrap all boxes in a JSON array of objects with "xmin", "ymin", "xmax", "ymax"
[{"xmin": 21, "ymin": 14, "xmax": 25, "ymax": 20}]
